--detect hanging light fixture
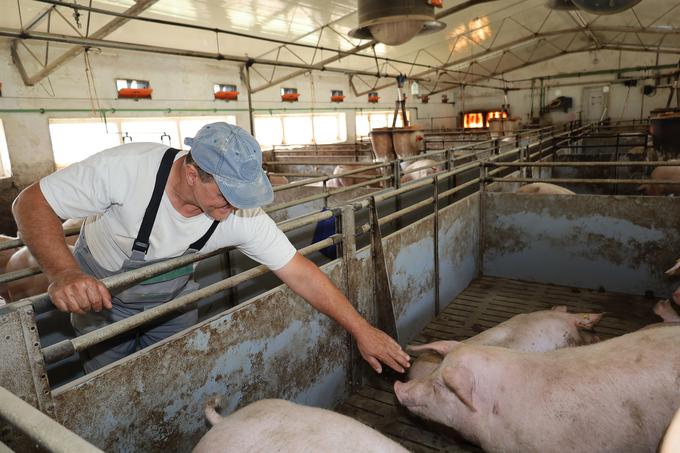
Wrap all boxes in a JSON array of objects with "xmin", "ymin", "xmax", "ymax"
[{"xmin": 349, "ymin": 0, "xmax": 446, "ymax": 46}]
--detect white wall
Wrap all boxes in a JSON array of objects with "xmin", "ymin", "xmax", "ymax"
[
  {"xmin": 0, "ymin": 40, "xmax": 453, "ymax": 188},
  {"xmin": 448, "ymin": 50, "xmax": 678, "ymax": 125}
]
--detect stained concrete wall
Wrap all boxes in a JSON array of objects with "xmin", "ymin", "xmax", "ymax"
[{"xmin": 482, "ymin": 192, "xmax": 680, "ymax": 297}]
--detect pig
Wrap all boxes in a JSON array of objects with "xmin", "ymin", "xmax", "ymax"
[
  {"xmin": 4, "ymin": 219, "xmax": 81, "ymax": 301},
  {"xmin": 0, "ymin": 234, "xmax": 18, "ymax": 272},
  {"xmin": 192, "ymin": 398, "xmax": 408, "ymax": 453},
  {"xmin": 407, "ymin": 306, "xmax": 602, "ymax": 380},
  {"xmin": 653, "ymin": 299, "xmax": 680, "ymax": 323},
  {"xmin": 515, "ymin": 182, "xmax": 575, "ymax": 195},
  {"xmin": 326, "ymin": 165, "xmax": 383, "ymax": 189},
  {"xmin": 5, "ymin": 244, "xmax": 75, "ymax": 301},
  {"xmin": 639, "ymin": 164, "xmax": 680, "ymax": 196},
  {"xmin": 395, "ymin": 326, "xmax": 680, "ymax": 453},
  {"xmin": 400, "ymin": 159, "xmax": 440, "ymax": 183},
  {"xmin": 665, "ymin": 258, "xmax": 680, "ymax": 277},
  {"xmin": 661, "ymin": 406, "xmax": 680, "ymax": 453},
  {"xmin": 267, "ymin": 174, "xmax": 289, "ymax": 186}
]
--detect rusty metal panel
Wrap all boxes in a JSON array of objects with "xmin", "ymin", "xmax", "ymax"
[
  {"xmin": 360, "ymin": 193, "xmax": 481, "ymax": 346},
  {"xmin": 482, "ymin": 192, "xmax": 680, "ymax": 297},
  {"xmin": 0, "ymin": 304, "xmax": 54, "ymax": 451},
  {"xmin": 51, "ymin": 261, "xmax": 351, "ymax": 453},
  {"xmin": 437, "ymin": 194, "xmax": 480, "ymax": 309},
  {"xmin": 382, "ymin": 215, "xmax": 435, "ymax": 345}
]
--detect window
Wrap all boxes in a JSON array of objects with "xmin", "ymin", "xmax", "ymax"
[
  {"xmin": 49, "ymin": 119, "xmax": 121, "ymax": 169},
  {"xmin": 253, "ymin": 112, "xmax": 346, "ymax": 147},
  {"xmin": 0, "ymin": 120, "xmax": 11, "ymax": 178},
  {"xmin": 355, "ymin": 110, "xmax": 410, "ymax": 138},
  {"xmin": 49, "ymin": 115, "xmax": 237, "ymax": 168}
]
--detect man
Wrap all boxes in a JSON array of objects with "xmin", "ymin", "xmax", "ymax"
[{"xmin": 13, "ymin": 122, "xmax": 410, "ymax": 374}]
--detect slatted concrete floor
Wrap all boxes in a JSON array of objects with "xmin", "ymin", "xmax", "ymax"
[{"xmin": 335, "ymin": 275, "xmax": 660, "ymax": 452}]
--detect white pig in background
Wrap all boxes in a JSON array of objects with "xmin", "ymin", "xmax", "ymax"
[
  {"xmin": 408, "ymin": 306, "xmax": 602, "ymax": 380},
  {"xmin": 515, "ymin": 182, "xmax": 575, "ymax": 195},
  {"xmin": 653, "ymin": 299, "xmax": 680, "ymax": 323},
  {"xmin": 192, "ymin": 399, "xmax": 408, "ymax": 453},
  {"xmin": 400, "ymin": 159, "xmax": 440, "ymax": 183},
  {"xmin": 395, "ymin": 326, "xmax": 680, "ymax": 453},
  {"xmin": 638, "ymin": 164, "xmax": 680, "ymax": 196}
]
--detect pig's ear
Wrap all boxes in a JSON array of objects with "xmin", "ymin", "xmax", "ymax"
[
  {"xmin": 665, "ymin": 260, "xmax": 680, "ymax": 275},
  {"xmin": 441, "ymin": 366, "xmax": 477, "ymax": 412},
  {"xmin": 551, "ymin": 305, "xmax": 568, "ymax": 312},
  {"xmin": 573, "ymin": 312, "xmax": 604, "ymax": 330},
  {"xmin": 408, "ymin": 341, "xmax": 459, "ymax": 356}
]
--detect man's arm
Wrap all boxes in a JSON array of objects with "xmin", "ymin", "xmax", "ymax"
[
  {"xmin": 274, "ymin": 252, "xmax": 410, "ymax": 374},
  {"xmin": 12, "ymin": 183, "xmax": 111, "ymax": 313}
]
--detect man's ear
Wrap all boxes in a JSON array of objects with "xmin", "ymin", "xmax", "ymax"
[{"xmin": 185, "ymin": 163, "xmax": 199, "ymax": 186}]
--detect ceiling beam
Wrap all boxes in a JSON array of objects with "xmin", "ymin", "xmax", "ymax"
[
  {"xmin": 0, "ymin": 28, "xmax": 428, "ymax": 81},
  {"xmin": 14, "ymin": 0, "xmax": 159, "ymax": 86},
  {"xmin": 353, "ymin": 24, "xmax": 680, "ymax": 95}
]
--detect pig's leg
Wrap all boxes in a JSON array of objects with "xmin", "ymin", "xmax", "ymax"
[
  {"xmin": 653, "ymin": 300, "xmax": 680, "ymax": 322},
  {"xmin": 673, "ymin": 287, "xmax": 680, "ymax": 306},
  {"xmin": 577, "ymin": 330, "xmax": 601, "ymax": 345}
]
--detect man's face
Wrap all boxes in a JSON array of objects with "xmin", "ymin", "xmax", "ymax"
[{"xmin": 193, "ymin": 177, "xmax": 236, "ymax": 221}]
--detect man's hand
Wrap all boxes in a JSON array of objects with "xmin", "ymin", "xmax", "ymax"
[
  {"xmin": 354, "ymin": 324, "xmax": 410, "ymax": 374},
  {"xmin": 48, "ymin": 269, "xmax": 112, "ymax": 314}
]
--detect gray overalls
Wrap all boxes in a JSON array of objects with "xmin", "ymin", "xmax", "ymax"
[{"xmin": 71, "ymin": 148, "xmax": 218, "ymax": 373}]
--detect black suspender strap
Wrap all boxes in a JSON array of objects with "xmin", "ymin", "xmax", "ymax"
[
  {"xmin": 189, "ymin": 220, "xmax": 219, "ymax": 251},
  {"xmin": 132, "ymin": 148, "xmax": 180, "ymax": 254}
]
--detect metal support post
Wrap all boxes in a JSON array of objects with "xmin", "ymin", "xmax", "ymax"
[
  {"xmin": 339, "ymin": 205, "xmax": 362, "ymax": 391},
  {"xmin": 368, "ymin": 197, "xmax": 400, "ymax": 345},
  {"xmin": 478, "ymin": 163, "xmax": 487, "ymax": 277},
  {"xmin": 433, "ymin": 178, "xmax": 440, "ymax": 316}
]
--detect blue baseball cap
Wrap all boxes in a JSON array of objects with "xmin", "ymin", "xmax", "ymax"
[{"xmin": 184, "ymin": 122, "xmax": 273, "ymax": 209}]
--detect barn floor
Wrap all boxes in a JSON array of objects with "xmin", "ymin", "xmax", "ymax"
[{"xmin": 335, "ymin": 275, "xmax": 661, "ymax": 452}]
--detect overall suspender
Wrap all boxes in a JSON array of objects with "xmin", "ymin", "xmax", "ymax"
[{"xmin": 132, "ymin": 147, "xmax": 219, "ymax": 256}]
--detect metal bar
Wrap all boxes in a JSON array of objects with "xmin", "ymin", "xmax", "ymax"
[
  {"xmin": 41, "ymin": 235, "xmax": 342, "ymax": 364},
  {"xmin": 437, "ymin": 178, "xmax": 481, "ymax": 199},
  {"xmin": 488, "ymin": 177, "xmax": 680, "ymax": 185},
  {"xmin": 340, "ymin": 205, "xmax": 362, "ymax": 391},
  {"xmin": 368, "ymin": 199, "xmax": 399, "ymax": 345},
  {"xmin": 433, "ymin": 180, "xmax": 440, "ymax": 316},
  {"xmin": 0, "ymin": 267, "xmax": 41, "ymax": 285},
  {"xmin": 379, "ymin": 197, "xmax": 435, "ymax": 225},
  {"xmin": 0, "ymin": 226, "xmax": 80, "ymax": 251},
  {"xmin": 20, "ymin": 0, "xmax": 160, "ymax": 86},
  {"xmin": 271, "ymin": 162, "xmax": 388, "ymax": 192},
  {"xmin": 1, "ymin": 27, "xmax": 415, "ymax": 81},
  {"xmin": 0, "ymin": 386, "xmax": 103, "ymax": 453},
  {"xmin": 0, "ymin": 212, "xmax": 331, "ymax": 288},
  {"xmin": 487, "ymin": 161, "xmax": 680, "ymax": 167}
]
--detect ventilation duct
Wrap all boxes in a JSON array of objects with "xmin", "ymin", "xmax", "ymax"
[
  {"xmin": 348, "ymin": 0, "xmax": 446, "ymax": 46},
  {"xmin": 546, "ymin": 0, "xmax": 641, "ymax": 14}
]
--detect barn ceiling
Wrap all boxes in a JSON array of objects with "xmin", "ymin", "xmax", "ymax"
[{"xmin": 2, "ymin": 0, "xmax": 680, "ymax": 93}]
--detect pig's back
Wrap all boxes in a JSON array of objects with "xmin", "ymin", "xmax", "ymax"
[
  {"xmin": 193, "ymin": 399, "xmax": 408, "ymax": 453},
  {"xmin": 511, "ymin": 326, "xmax": 680, "ymax": 452}
]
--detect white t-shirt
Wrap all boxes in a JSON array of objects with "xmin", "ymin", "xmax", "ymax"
[{"xmin": 40, "ymin": 142, "xmax": 296, "ymax": 272}]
